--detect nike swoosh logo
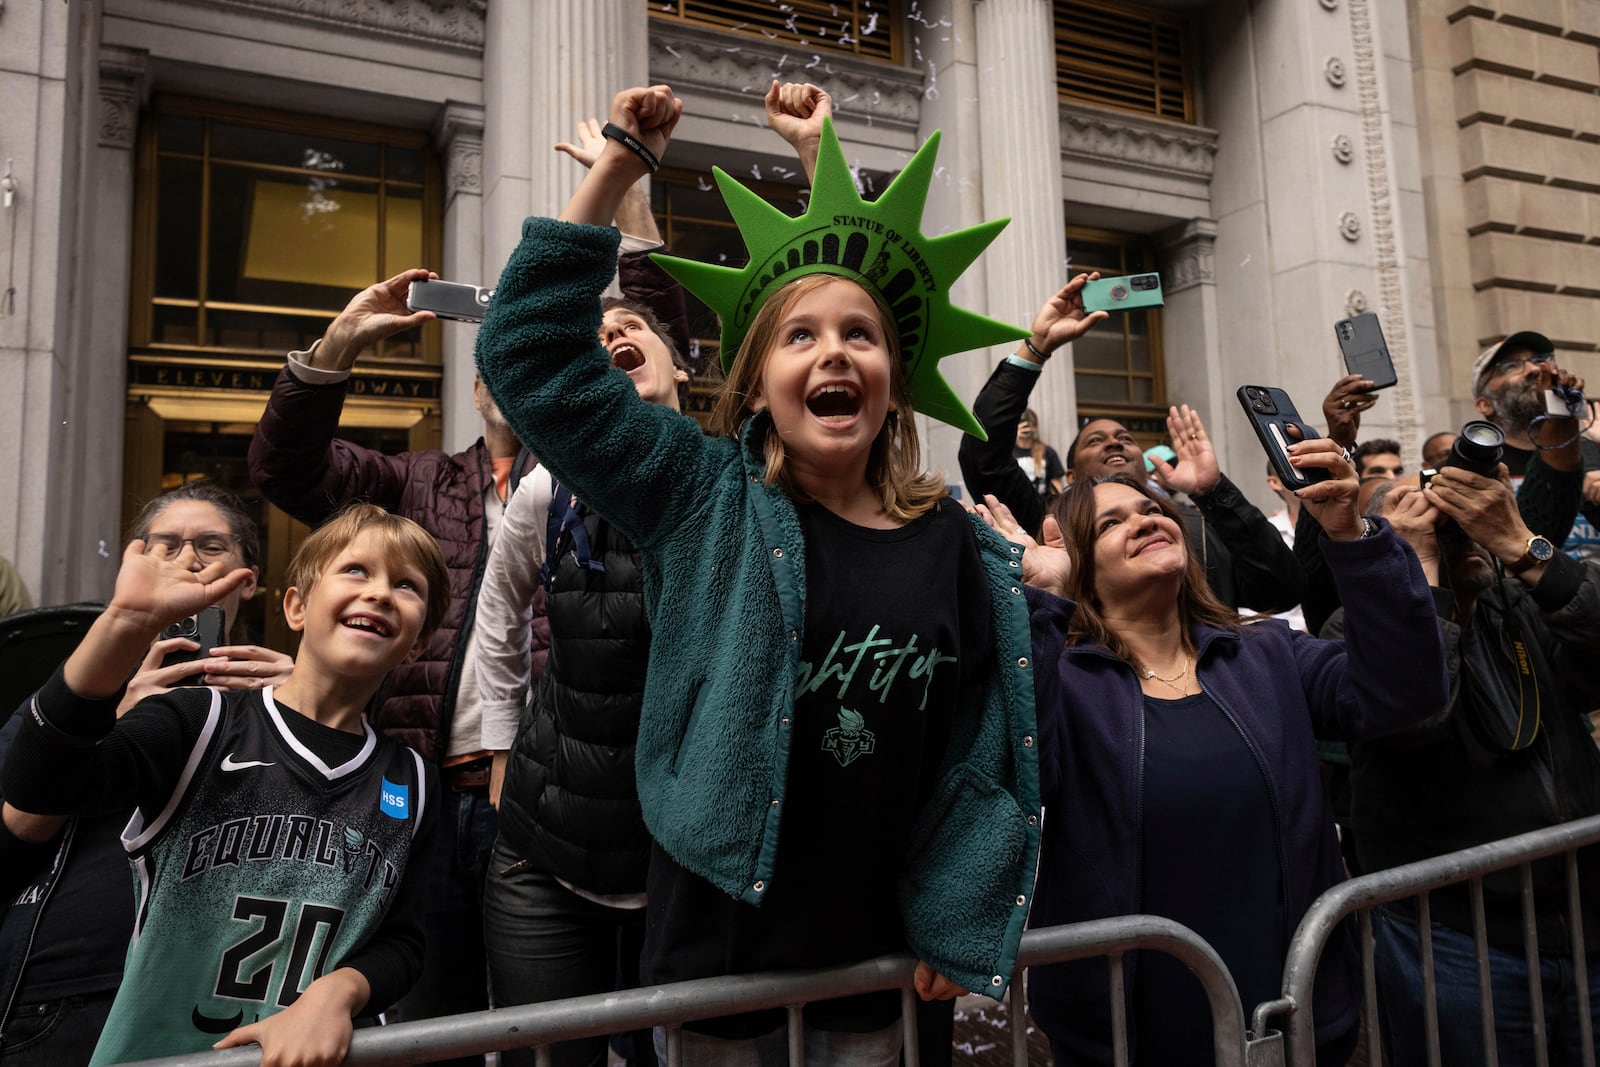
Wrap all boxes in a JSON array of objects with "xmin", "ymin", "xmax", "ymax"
[
  {"xmin": 192, "ymin": 1004, "xmax": 245, "ymax": 1033},
  {"xmin": 220, "ymin": 754, "xmax": 276, "ymax": 772}
]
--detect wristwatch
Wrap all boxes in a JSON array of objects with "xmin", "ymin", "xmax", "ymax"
[{"xmin": 1506, "ymin": 534, "xmax": 1555, "ymax": 575}]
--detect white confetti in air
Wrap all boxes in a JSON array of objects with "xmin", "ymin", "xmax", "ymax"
[
  {"xmin": 841, "ymin": 93, "xmax": 860, "ymax": 104},
  {"xmin": 807, "ymin": 54, "xmax": 822, "ymax": 69},
  {"xmin": 1240, "ymin": 255, "xmax": 1252, "ymax": 267},
  {"xmin": 863, "ymin": 11, "xmax": 880, "ymax": 35},
  {"xmin": 664, "ymin": 45, "xmax": 680, "ymax": 57},
  {"xmin": 97, "ymin": 539, "xmax": 110, "ymax": 558},
  {"xmin": 751, "ymin": 164, "xmax": 763, "ymax": 180},
  {"xmin": 698, "ymin": 176, "xmax": 713, "ymax": 191}
]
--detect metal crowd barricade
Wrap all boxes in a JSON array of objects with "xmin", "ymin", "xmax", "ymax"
[
  {"xmin": 1254, "ymin": 812, "xmax": 1600, "ymax": 1067},
  {"xmin": 124, "ymin": 914, "xmax": 1248, "ymax": 1067}
]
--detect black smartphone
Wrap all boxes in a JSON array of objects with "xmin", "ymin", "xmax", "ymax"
[
  {"xmin": 1236, "ymin": 386, "xmax": 1330, "ymax": 489},
  {"xmin": 159, "ymin": 605, "xmax": 226, "ymax": 684},
  {"xmin": 406, "ymin": 279, "xmax": 494, "ymax": 323},
  {"xmin": 1334, "ymin": 312, "xmax": 1397, "ymax": 389}
]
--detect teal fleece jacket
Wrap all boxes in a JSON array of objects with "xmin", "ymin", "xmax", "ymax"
[{"xmin": 475, "ymin": 217, "xmax": 1042, "ymax": 997}]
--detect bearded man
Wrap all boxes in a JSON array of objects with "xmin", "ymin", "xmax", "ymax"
[{"xmin": 1470, "ymin": 331, "xmax": 1598, "ymax": 559}]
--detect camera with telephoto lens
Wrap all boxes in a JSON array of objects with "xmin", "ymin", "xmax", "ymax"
[
  {"xmin": 1419, "ymin": 420, "xmax": 1505, "ymax": 487},
  {"xmin": 1420, "ymin": 420, "xmax": 1505, "ymax": 543}
]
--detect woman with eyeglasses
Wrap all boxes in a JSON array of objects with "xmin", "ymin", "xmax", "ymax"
[{"xmin": 0, "ymin": 480, "xmax": 289, "ymax": 1066}]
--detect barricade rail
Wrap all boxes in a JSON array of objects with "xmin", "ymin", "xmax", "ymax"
[
  {"xmin": 124, "ymin": 915, "xmax": 1246, "ymax": 1067},
  {"xmin": 116, "ymin": 814, "xmax": 1600, "ymax": 1067},
  {"xmin": 1262, "ymin": 812, "xmax": 1600, "ymax": 1067}
]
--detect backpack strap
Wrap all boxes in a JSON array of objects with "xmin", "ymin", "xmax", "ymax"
[{"xmin": 538, "ymin": 478, "xmax": 605, "ymax": 590}]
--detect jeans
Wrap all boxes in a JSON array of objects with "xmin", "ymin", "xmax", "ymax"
[
  {"xmin": 0, "ymin": 993, "xmax": 116, "ymax": 1066},
  {"xmin": 483, "ymin": 836, "xmax": 653, "ymax": 1067},
  {"xmin": 1373, "ymin": 904, "xmax": 1600, "ymax": 1066},
  {"xmin": 651, "ymin": 1018, "xmax": 901, "ymax": 1067},
  {"xmin": 389, "ymin": 785, "xmax": 497, "ymax": 1067}
]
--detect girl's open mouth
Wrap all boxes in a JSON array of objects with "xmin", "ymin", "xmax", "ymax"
[{"xmin": 806, "ymin": 383, "xmax": 861, "ymax": 422}]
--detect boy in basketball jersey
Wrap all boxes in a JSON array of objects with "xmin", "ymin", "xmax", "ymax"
[{"xmin": 1, "ymin": 503, "xmax": 448, "ymax": 1067}]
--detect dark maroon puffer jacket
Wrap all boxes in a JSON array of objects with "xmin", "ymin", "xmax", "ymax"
[{"xmin": 248, "ymin": 366, "xmax": 544, "ymax": 760}]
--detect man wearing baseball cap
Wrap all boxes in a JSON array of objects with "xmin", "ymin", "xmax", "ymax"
[{"xmin": 1467, "ymin": 330, "xmax": 1597, "ymax": 562}]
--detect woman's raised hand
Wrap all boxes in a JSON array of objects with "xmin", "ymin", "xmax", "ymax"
[
  {"xmin": 971, "ymin": 494, "xmax": 1073, "ymax": 597},
  {"xmin": 106, "ymin": 540, "xmax": 255, "ymax": 639},
  {"xmin": 1287, "ymin": 438, "xmax": 1364, "ymax": 540},
  {"xmin": 1025, "ymin": 273, "xmax": 1108, "ymax": 361}
]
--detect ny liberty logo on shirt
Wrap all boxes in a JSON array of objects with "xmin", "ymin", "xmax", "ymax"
[
  {"xmin": 798, "ymin": 624, "xmax": 959, "ymax": 768},
  {"xmin": 821, "ymin": 708, "xmax": 876, "ymax": 767}
]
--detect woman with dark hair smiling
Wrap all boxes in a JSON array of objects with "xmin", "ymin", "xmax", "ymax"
[{"xmin": 973, "ymin": 432, "xmax": 1447, "ymax": 1066}]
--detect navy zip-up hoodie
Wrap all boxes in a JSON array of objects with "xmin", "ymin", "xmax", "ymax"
[{"xmin": 1023, "ymin": 520, "xmax": 1447, "ymax": 1063}]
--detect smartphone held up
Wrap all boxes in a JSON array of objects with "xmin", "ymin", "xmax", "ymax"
[
  {"xmin": 159, "ymin": 605, "xmax": 227, "ymax": 685},
  {"xmin": 1236, "ymin": 385, "xmax": 1331, "ymax": 490},
  {"xmin": 407, "ymin": 279, "xmax": 495, "ymax": 323},
  {"xmin": 1334, "ymin": 312, "xmax": 1397, "ymax": 390},
  {"xmin": 1082, "ymin": 273, "xmax": 1165, "ymax": 315}
]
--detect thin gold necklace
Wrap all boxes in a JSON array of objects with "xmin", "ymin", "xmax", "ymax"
[{"xmin": 1140, "ymin": 654, "xmax": 1192, "ymax": 695}]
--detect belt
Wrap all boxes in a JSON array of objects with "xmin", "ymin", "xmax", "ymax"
[{"xmin": 447, "ymin": 757, "xmax": 492, "ymax": 793}]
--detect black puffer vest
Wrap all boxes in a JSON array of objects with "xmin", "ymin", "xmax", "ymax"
[{"xmin": 497, "ymin": 506, "xmax": 653, "ymax": 895}]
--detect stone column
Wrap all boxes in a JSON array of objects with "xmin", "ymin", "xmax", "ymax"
[
  {"xmin": 481, "ymin": 0, "xmax": 647, "ymax": 285},
  {"xmin": 1159, "ymin": 219, "xmax": 1223, "ymax": 421},
  {"xmin": 971, "ymin": 0, "xmax": 1072, "ymax": 449},
  {"xmin": 57, "ymin": 42, "xmax": 150, "ymax": 599},
  {"xmin": 436, "ymin": 102, "xmax": 484, "ymax": 451},
  {"xmin": 28, "ymin": 12, "xmax": 146, "ymax": 602}
]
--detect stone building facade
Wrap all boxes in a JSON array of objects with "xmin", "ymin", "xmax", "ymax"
[{"xmin": 0, "ymin": 0, "xmax": 1594, "ymax": 628}]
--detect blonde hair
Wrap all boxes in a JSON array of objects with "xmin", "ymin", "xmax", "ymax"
[
  {"xmin": 707, "ymin": 274, "xmax": 946, "ymax": 522},
  {"xmin": 285, "ymin": 503, "xmax": 451, "ymax": 643}
]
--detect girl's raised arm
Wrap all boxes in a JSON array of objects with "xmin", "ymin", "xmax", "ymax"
[{"xmin": 559, "ymin": 85, "xmax": 681, "ymax": 227}]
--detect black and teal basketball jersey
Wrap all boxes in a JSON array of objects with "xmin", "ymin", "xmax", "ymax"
[{"xmin": 89, "ymin": 687, "xmax": 427, "ymax": 1066}]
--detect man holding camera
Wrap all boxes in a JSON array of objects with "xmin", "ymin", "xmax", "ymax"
[
  {"xmin": 1470, "ymin": 330, "xmax": 1599, "ymax": 560},
  {"xmin": 1331, "ymin": 471, "xmax": 1600, "ymax": 1064}
]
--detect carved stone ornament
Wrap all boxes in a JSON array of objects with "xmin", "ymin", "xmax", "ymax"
[
  {"xmin": 167, "ymin": 0, "xmax": 486, "ymax": 51},
  {"xmin": 435, "ymin": 101, "xmax": 483, "ymax": 203},
  {"xmin": 1060, "ymin": 104, "xmax": 1218, "ymax": 180},
  {"xmin": 1332, "ymin": 133, "xmax": 1355, "ymax": 164},
  {"xmin": 651, "ymin": 21, "xmax": 922, "ymax": 133},
  {"xmin": 447, "ymin": 140, "xmax": 481, "ymax": 198},
  {"xmin": 1325, "ymin": 56, "xmax": 1347, "ymax": 87},
  {"xmin": 1339, "ymin": 211, "xmax": 1362, "ymax": 241},
  {"xmin": 99, "ymin": 90, "xmax": 137, "ymax": 150},
  {"xmin": 98, "ymin": 47, "xmax": 148, "ymax": 151},
  {"xmin": 1345, "ymin": 290, "xmax": 1369, "ymax": 317}
]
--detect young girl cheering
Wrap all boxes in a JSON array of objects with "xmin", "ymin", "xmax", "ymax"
[{"xmin": 475, "ymin": 85, "xmax": 1087, "ymax": 1062}]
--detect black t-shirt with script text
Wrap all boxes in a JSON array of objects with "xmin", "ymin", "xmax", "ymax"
[{"xmin": 642, "ymin": 497, "xmax": 991, "ymax": 1036}]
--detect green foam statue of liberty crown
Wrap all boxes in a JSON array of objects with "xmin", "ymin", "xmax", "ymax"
[{"xmin": 649, "ymin": 118, "xmax": 1027, "ymax": 441}]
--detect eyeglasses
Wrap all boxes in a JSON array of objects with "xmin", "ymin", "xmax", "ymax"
[
  {"xmin": 143, "ymin": 532, "xmax": 242, "ymax": 562},
  {"xmin": 1489, "ymin": 351, "xmax": 1555, "ymax": 378}
]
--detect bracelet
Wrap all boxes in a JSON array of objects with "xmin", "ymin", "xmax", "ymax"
[
  {"xmin": 601, "ymin": 123, "xmax": 660, "ymax": 174},
  {"xmin": 1022, "ymin": 338, "xmax": 1051, "ymax": 363}
]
